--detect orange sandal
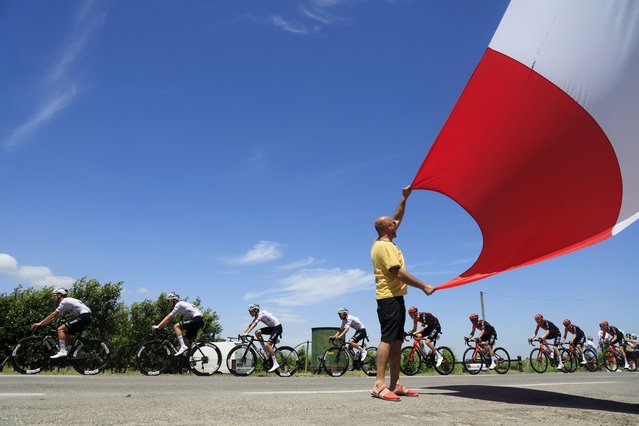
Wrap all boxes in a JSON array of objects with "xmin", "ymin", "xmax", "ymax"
[
  {"xmin": 371, "ymin": 385, "xmax": 401, "ymax": 402},
  {"xmin": 393, "ymin": 385, "xmax": 419, "ymax": 397}
]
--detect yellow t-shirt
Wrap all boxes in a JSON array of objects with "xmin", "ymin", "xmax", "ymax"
[{"xmin": 371, "ymin": 239, "xmax": 407, "ymax": 300}]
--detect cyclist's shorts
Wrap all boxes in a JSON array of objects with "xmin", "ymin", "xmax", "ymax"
[
  {"xmin": 180, "ymin": 316, "xmax": 204, "ymax": 340},
  {"xmin": 65, "ymin": 313, "xmax": 91, "ymax": 335},
  {"xmin": 377, "ymin": 296, "xmax": 405, "ymax": 343},
  {"xmin": 351, "ymin": 329, "xmax": 367, "ymax": 344},
  {"xmin": 573, "ymin": 333, "xmax": 586, "ymax": 346},
  {"xmin": 424, "ymin": 325, "xmax": 441, "ymax": 342},
  {"xmin": 260, "ymin": 324, "xmax": 283, "ymax": 344},
  {"xmin": 480, "ymin": 333, "xmax": 496, "ymax": 346},
  {"xmin": 545, "ymin": 331, "xmax": 560, "ymax": 346}
]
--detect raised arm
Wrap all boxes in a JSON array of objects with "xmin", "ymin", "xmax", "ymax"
[{"xmin": 393, "ymin": 186, "xmax": 412, "ymax": 229}]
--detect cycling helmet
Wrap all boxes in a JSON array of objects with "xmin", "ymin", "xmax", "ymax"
[
  {"xmin": 407, "ymin": 306, "xmax": 418, "ymax": 315},
  {"xmin": 248, "ymin": 304, "xmax": 260, "ymax": 311},
  {"xmin": 53, "ymin": 288, "xmax": 68, "ymax": 296},
  {"xmin": 599, "ymin": 321, "xmax": 609, "ymax": 328},
  {"xmin": 337, "ymin": 307, "xmax": 348, "ymax": 315},
  {"xmin": 166, "ymin": 292, "xmax": 179, "ymax": 301},
  {"xmin": 563, "ymin": 319, "xmax": 571, "ymax": 326},
  {"xmin": 469, "ymin": 313, "xmax": 479, "ymax": 322},
  {"xmin": 534, "ymin": 313, "xmax": 543, "ymax": 321}
]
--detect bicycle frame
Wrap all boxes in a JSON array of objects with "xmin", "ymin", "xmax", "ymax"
[{"xmin": 405, "ymin": 334, "xmax": 437, "ymax": 365}]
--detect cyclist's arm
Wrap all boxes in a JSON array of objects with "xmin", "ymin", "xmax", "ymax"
[
  {"xmin": 32, "ymin": 310, "xmax": 60, "ymax": 329},
  {"xmin": 243, "ymin": 320, "xmax": 259, "ymax": 335},
  {"xmin": 531, "ymin": 324, "xmax": 540, "ymax": 340},
  {"xmin": 467, "ymin": 325, "xmax": 476, "ymax": 340},
  {"xmin": 336, "ymin": 326, "xmax": 350, "ymax": 339},
  {"xmin": 477, "ymin": 329, "xmax": 486, "ymax": 341},
  {"xmin": 156, "ymin": 313, "xmax": 174, "ymax": 329}
]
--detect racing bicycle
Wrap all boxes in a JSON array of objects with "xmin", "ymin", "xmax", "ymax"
[
  {"xmin": 226, "ymin": 334, "xmax": 299, "ymax": 377},
  {"xmin": 136, "ymin": 329, "xmax": 222, "ymax": 376},
  {"xmin": 462, "ymin": 337, "xmax": 510, "ymax": 375},
  {"xmin": 400, "ymin": 333, "xmax": 455, "ymax": 376},
  {"xmin": 528, "ymin": 338, "xmax": 566, "ymax": 373},
  {"xmin": 11, "ymin": 327, "xmax": 110, "ymax": 375},
  {"xmin": 559, "ymin": 341, "xmax": 598, "ymax": 373},
  {"xmin": 321, "ymin": 337, "xmax": 377, "ymax": 377}
]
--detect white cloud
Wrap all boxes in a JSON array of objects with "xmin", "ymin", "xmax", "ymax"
[
  {"xmin": 246, "ymin": 267, "xmax": 373, "ymax": 306},
  {"xmin": 4, "ymin": 0, "xmax": 105, "ymax": 148},
  {"xmin": 138, "ymin": 287, "xmax": 150, "ymax": 294},
  {"xmin": 0, "ymin": 253, "xmax": 75, "ymax": 287},
  {"xmin": 230, "ymin": 241, "xmax": 284, "ymax": 265},
  {"xmin": 270, "ymin": 15, "xmax": 318, "ymax": 35},
  {"xmin": 276, "ymin": 257, "xmax": 321, "ymax": 271}
]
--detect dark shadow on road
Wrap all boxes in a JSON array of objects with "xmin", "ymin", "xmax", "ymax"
[{"xmin": 426, "ymin": 385, "xmax": 639, "ymax": 414}]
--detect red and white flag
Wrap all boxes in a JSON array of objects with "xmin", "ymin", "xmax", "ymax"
[{"xmin": 412, "ymin": 0, "xmax": 639, "ymax": 289}]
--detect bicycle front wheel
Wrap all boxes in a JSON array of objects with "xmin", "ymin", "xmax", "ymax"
[
  {"xmin": 400, "ymin": 346, "xmax": 421, "ymax": 376},
  {"xmin": 604, "ymin": 350, "xmax": 619, "ymax": 372},
  {"xmin": 189, "ymin": 342, "xmax": 221, "ymax": 376},
  {"xmin": 529, "ymin": 348, "xmax": 548, "ymax": 373},
  {"xmin": 434, "ymin": 346, "xmax": 455, "ymax": 375},
  {"xmin": 493, "ymin": 347, "xmax": 510, "ymax": 374},
  {"xmin": 72, "ymin": 339, "xmax": 110, "ymax": 375},
  {"xmin": 462, "ymin": 347, "xmax": 484, "ymax": 375},
  {"xmin": 136, "ymin": 340, "xmax": 173, "ymax": 376},
  {"xmin": 274, "ymin": 346, "xmax": 299, "ymax": 377},
  {"xmin": 582, "ymin": 349, "xmax": 598, "ymax": 372},
  {"xmin": 11, "ymin": 336, "xmax": 54, "ymax": 375},
  {"xmin": 322, "ymin": 346, "xmax": 349, "ymax": 377},
  {"xmin": 361, "ymin": 347, "xmax": 377, "ymax": 377},
  {"xmin": 226, "ymin": 345, "xmax": 257, "ymax": 376}
]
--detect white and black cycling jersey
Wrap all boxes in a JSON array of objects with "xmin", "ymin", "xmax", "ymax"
[
  {"xmin": 251, "ymin": 310, "xmax": 281, "ymax": 327},
  {"xmin": 170, "ymin": 301, "xmax": 203, "ymax": 320},
  {"xmin": 341, "ymin": 314, "xmax": 365, "ymax": 331},
  {"xmin": 54, "ymin": 297, "xmax": 92, "ymax": 318}
]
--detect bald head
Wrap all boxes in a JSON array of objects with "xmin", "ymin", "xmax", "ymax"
[{"xmin": 375, "ymin": 216, "xmax": 396, "ymax": 238}]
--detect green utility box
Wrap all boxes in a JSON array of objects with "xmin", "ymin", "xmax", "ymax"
[{"xmin": 311, "ymin": 327, "xmax": 339, "ymax": 366}]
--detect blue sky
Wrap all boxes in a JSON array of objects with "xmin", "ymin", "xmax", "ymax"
[{"xmin": 1, "ymin": 0, "xmax": 637, "ymax": 358}]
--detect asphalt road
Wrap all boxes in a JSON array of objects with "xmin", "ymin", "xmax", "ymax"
[{"xmin": 0, "ymin": 372, "xmax": 637, "ymax": 425}]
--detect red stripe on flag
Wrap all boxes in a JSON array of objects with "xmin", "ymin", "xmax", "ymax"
[{"xmin": 412, "ymin": 49, "xmax": 622, "ymax": 289}]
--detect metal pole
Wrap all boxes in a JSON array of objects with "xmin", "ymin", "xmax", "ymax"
[
  {"xmin": 305, "ymin": 340, "xmax": 309, "ymax": 373},
  {"xmin": 480, "ymin": 291, "xmax": 486, "ymax": 321}
]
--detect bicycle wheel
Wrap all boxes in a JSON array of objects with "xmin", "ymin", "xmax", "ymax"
[
  {"xmin": 568, "ymin": 352, "xmax": 579, "ymax": 373},
  {"xmin": 462, "ymin": 347, "xmax": 485, "ymax": 375},
  {"xmin": 400, "ymin": 346, "xmax": 422, "ymax": 376},
  {"xmin": 434, "ymin": 346, "xmax": 455, "ymax": 375},
  {"xmin": 226, "ymin": 345, "xmax": 257, "ymax": 376},
  {"xmin": 71, "ymin": 339, "xmax": 111, "ymax": 375},
  {"xmin": 559, "ymin": 348, "xmax": 574, "ymax": 373},
  {"xmin": 582, "ymin": 348, "xmax": 598, "ymax": 372},
  {"xmin": 529, "ymin": 348, "xmax": 548, "ymax": 373},
  {"xmin": 11, "ymin": 336, "xmax": 54, "ymax": 375},
  {"xmin": 604, "ymin": 350, "xmax": 619, "ymax": 372},
  {"xmin": 493, "ymin": 347, "xmax": 510, "ymax": 374},
  {"xmin": 274, "ymin": 346, "xmax": 299, "ymax": 377},
  {"xmin": 136, "ymin": 340, "xmax": 173, "ymax": 376},
  {"xmin": 189, "ymin": 342, "xmax": 221, "ymax": 376},
  {"xmin": 361, "ymin": 346, "xmax": 377, "ymax": 377},
  {"xmin": 322, "ymin": 346, "xmax": 349, "ymax": 377}
]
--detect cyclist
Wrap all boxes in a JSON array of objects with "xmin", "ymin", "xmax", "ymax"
[
  {"xmin": 152, "ymin": 292, "xmax": 204, "ymax": 356},
  {"xmin": 330, "ymin": 308, "xmax": 368, "ymax": 361},
  {"xmin": 242, "ymin": 304, "xmax": 282, "ymax": 373},
  {"xmin": 529, "ymin": 313, "xmax": 564, "ymax": 370},
  {"xmin": 31, "ymin": 288, "xmax": 92, "ymax": 359},
  {"xmin": 560, "ymin": 319, "xmax": 587, "ymax": 364},
  {"xmin": 599, "ymin": 321, "xmax": 630, "ymax": 370},
  {"xmin": 407, "ymin": 306, "xmax": 443, "ymax": 367},
  {"xmin": 465, "ymin": 313, "xmax": 497, "ymax": 369}
]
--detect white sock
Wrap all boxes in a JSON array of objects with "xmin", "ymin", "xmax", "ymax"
[
  {"xmin": 177, "ymin": 336, "xmax": 185, "ymax": 347},
  {"xmin": 59, "ymin": 340, "xmax": 66, "ymax": 352}
]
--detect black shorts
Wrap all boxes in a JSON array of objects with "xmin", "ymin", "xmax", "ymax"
[
  {"xmin": 480, "ymin": 333, "xmax": 496, "ymax": 346},
  {"xmin": 260, "ymin": 324, "xmax": 283, "ymax": 344},
  {"xmin": 544, "ymin": 331, "xmax": 560, "ymax": 346},
  {"xmin": 377, "ymin": 296, "xmax": 405, "ymax": 343},
  {"xmin": 65, "ymin": 313, "xmax": 91, "ymax": 335},
  {"xmin": 179, "ymin": 316, "xmax": 204, "ymax": 340},
  {"xmin": 424, "ymin": 325, "xmax": 441, "ymax": 342},
  {"xmin": 350, "ymin": 329, "xmax": 367, "ymax": 344},
  {"xmin": 573, "ymin": 333, "xmax": 586, "ymax": 346}
]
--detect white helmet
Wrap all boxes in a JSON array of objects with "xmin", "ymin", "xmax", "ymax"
[
  {"xmin": 248, "ymin": 304, "xmax": 259, "ymax": 311},
  {"xmin": 337, "ymin": 307, "xmax": 348, "ymax": 315},
  {"xmin": 53, "ymin": 288, "xmax": 68, "ymax": 296},
  {"xmin": 166, "ymin": 292, "xmax": 179, "ymax": 301}
]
